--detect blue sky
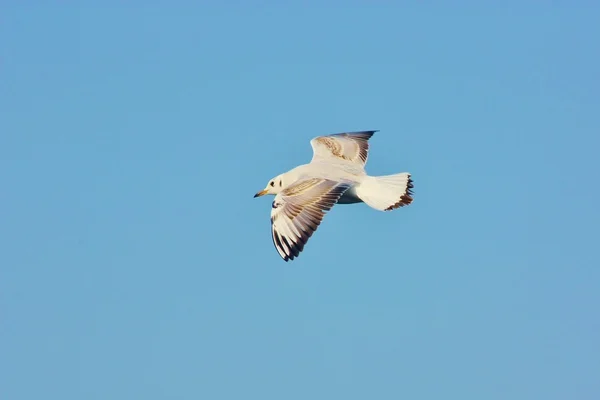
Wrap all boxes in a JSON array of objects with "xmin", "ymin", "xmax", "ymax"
[{"xmin": 1, "ymin": 3, "xmax": 599, "ymax": 399}]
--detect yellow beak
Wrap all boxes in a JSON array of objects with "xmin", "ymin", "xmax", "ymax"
[{"xmin": 254, "ymin": 189, "xmax": 268, "ymax": 198}]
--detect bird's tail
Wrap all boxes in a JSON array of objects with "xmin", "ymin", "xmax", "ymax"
[{"xmin": 355, "ymin": 173, "xmax": 414, "ymax": 211}]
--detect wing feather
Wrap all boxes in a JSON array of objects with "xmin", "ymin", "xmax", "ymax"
[
  {"xmin": 310, "ymin": 130, "xmax": 377, "ymax": 166},
  {"xmin": 270, "ymin": 178, "xmax": 351, "ymax": 261}
]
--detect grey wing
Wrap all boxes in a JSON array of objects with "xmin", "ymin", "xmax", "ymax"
[
  {"xmin": 270, "ymin": 178, "xmax": 351, "ymax": 261},
  {"xmin": 310, "ymin": 130, "xmax": 377, "ymax": 166}
]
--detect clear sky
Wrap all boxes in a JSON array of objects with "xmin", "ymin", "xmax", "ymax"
[{"xmin": 2, "ymin": 3, "xmax": 599, "ymax": 400}]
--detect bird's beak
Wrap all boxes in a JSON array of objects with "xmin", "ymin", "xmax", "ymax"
[{"xmin": 254, "ymin": 189, "xmax": 268, "ymax": 198}]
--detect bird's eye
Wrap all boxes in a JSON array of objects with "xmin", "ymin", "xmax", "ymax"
[{"xmin": 270, "ymin": 181, "xmax": 275, "ymax": 187}]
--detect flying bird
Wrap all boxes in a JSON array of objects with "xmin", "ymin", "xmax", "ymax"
[{"xmin": 254, "ymin": 130, "xmax": 413, "ymax": 261}]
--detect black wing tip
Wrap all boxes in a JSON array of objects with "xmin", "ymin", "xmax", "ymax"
[
  {"xmin": 350, "ymin": 130, "xmax": 378, "ymax": 137},
  {"xmin": 272, "ymin": 229, "xmax": 304, "ymax": 262},
  {"xmin": 357, "ymin": 130, "xmax": 377, "ymax": 140},
  {"xmin": 350, "ymin": 129, "xmax": 378, "ymax": 134},
  {"xmin": 329, "ymin": 130, "xmax": 378, "ymax": 139}
]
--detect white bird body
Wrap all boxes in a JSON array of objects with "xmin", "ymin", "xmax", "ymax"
[{"xmin": 254, "ymin": 131, "xmax": 413, "ymax": 261}]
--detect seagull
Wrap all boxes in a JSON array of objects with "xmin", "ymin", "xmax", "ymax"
[{"xmin": 254, "ymin": 130, "xmax": 413, "ymax": 262}]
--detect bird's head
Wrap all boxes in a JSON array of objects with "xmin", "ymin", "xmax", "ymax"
[{"xmin": 254, "ymin": 174, "xmax": 286, "ymax": 198}]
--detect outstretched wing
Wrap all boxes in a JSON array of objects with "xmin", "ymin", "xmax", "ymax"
[
  {"xmin": 270, "ymin": 178, "xmax": 351, "ymax": 261},
  {"xmin": 310, "ymin": 130, "xmax": 377, "ymax": 166}
]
